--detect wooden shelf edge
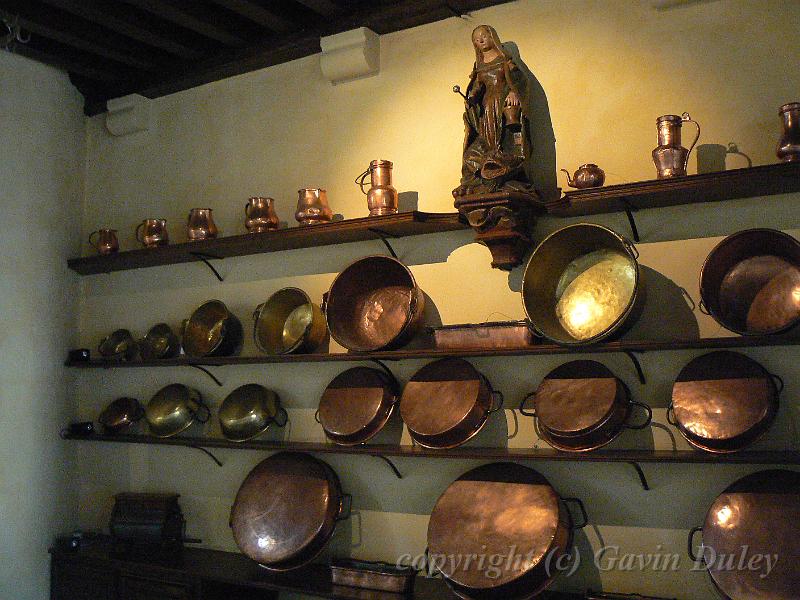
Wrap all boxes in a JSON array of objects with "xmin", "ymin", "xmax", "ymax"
[
  {"xmin": 65, "ymin": 335, "xmax": 800, "ymax": 368},
  {"xmin": 63, "ymin": 434, "xmax": 800, "ymax": 464}
]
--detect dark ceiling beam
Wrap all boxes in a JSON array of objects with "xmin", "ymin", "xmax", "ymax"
[
  {"xmin": 0, "ymin": 2, "xmax": 162, "ymax": 71},
  {"xmin": 293, "ymin": 0, "xmax": 342, "ymax": 16},
  {"xmin": 38, "ymin": 0, "xmax": 208, "ymax": 59},
  {"xmin": 117, "ymin": 0, "xmax": 247, "ymax": 47},
  {"xmin": 208, "ymin": 0, "xmax": 293, "ymax": 33}
]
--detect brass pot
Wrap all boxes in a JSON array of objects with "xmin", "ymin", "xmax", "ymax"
[
  {"xmin": 522, "ymin": 223, "xmax": 644, "ymax": 346},
  {"xmin": 98, "ymin": 397, "xmax": 144, "ymax": 435},
  {"xmin": 139, "ymin": 323, "xmax": 181, "ymax": 360},
  {"xmin": 98, "ymin": 329, "xmax": 138, "ymax": 361},
  {"xmin": 325, "ymin": 255, "xmax": 425, "ymax": 352},
  {"xmin": 182, "ymin": 300, "xmax": 243, "ymax": 358},
  {"xmin": 145, "ymin": 384, "xmax": 209, "ymax": 438},
  {"xmin": 219, "ymin": 384, "xmax": 288, "ymax": 442},
  {"xmin": 699, "ymin": 228, "xmax": 800, "ymax": 335},
  {"xmin": 253, "ymin": 288, "xmax": 327, "ymax": 355}
]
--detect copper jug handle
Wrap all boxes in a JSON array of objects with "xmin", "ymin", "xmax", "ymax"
[
  {"xmin": 244, "ymin": 201, "xmax": 252, "ymax": 218},
  {"xmin": 88, "ymin": 230, "xmax": 100, "ymax": 250},
  {"xmin": 135, "ymin": 222, "xmax": 144, "ymax": 243},
  {"xmin": 355, "ymin": 167, "xmax": 371, "ymax": 195},
  {"xmin": 681, "ymin": 112, "xmax": 701, "ymax": 172}
]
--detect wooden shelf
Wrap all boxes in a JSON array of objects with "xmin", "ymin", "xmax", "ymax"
[
  {"xmin": 65, "ymin": 335, "xmax": 800, "ymax": 368},
  {"xmin": 67, "ymin": 211, "xmax": 467, "ymax": 276},
  {"xmin": 547, "ymin": 162, "xmax": 800, "ymax": 217},
  {"xmin": 63, "ymin": 433, "xmax": 800, "ymax": 465}
]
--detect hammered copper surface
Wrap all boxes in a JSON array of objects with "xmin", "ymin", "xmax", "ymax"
[
  {"xmin": 98, "ymin": 397, "xmax": 143, "ymax": 434},
  {"xmin": 187, "ymin": 208, "xmax": 218, "ymax": 241},
  {"xmin": 145, "ymin": 384, "xmax": 205, "ymax": 438},
  {"xmin": 254, "ymin": 288, "xmax": 326, "ymax": 355},
  {"xmin": 431, "ymin": 321, "xmax": 536, "ymax": 350},
  {"xmin": 219, "ymin": 384, "xmax": 283, "ymax": 442},
  {"xmin": 318, "ymin": 367, "xmax": 397, "ymax": 445},
  {"xmin": 331, "ymin": 559, "xmax": 415, "ymax": 593},
  {"xmin": 700, "ymin": 229, "xmax": 800, "ymax": 335},
  {"xmin": 183, "ymin": 300, "xmax": 243, "ymax": 357},
  {"xmin": 400, "ymin": 358, "xmax": 491, "ymax": 448},
  {"xmin": 428, "ymin": 463, "xmax": 565, "ymax": 592},
  {"xmin": 700, "ymin": 470, "xmax": 800, "ymax": 600},
  {"xmin": 522, "ymin": 223, "xmax": 641, "ymax": 346},
  {"xmin": 326, "ymin": 256, "xmax": 425, "ymax": 352},
  {"xmin": 672, "ymin": 351, "xmax": 778, "ymax": 452},
  {"xmin": 229, "ymin": 452, "xmax": 340, "ymax": 566}
]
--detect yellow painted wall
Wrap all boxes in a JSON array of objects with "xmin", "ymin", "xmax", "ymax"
[{"xmin": 75, "ymin": 1, "xmax": 800, "ymax": 598}]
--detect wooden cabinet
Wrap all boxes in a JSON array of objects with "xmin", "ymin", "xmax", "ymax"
[{"xmin": 120, "ymin": 576, "xmax": 192, "ymax": 600}]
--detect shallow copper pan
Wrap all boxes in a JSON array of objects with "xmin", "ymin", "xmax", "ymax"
[
  {"xmin": 669, "ymin": 351, "xmax": 780, "ymax": 453},
  {"xmin": 98, "ymin": 397, "xmax": 144, "ymax": 435},
  {"xmin": 331, "ymin": 559, "xmax": 416, "ymax": 594},
  {"xmin": 183, "ymin": 300, "xmax": 243, "ymax": 358},
  {"xmin": 325, "ymin": 255, "xmax": 425, "ymax": 352},
  {"xmin": 399, "ymin": 358, "xmax": 502, "ymax": 449},
  {"xmin": 700, "ymin": 229, "xmax": 800, "ymax": 335},
  {"xmin": 429, "ymin": 321, "xmax": 537, "ymax": 350},
  {"xmin": 520, "ymin": 360, "xmax": 652, "ymax": 452},
  {"xmin": 428, "ymin": 463, "xmax": 586, "ymax": 599},
  {"xmin": 229, "ymin": 452, "xmax": 351, "ymax": 571},
  {"xmin": 317, "ymin": 366, "xmax": 399, "ymax": 446},
  {"xmin": 688, "ymin": 469, "xmax": 800, "ymax": 600}
]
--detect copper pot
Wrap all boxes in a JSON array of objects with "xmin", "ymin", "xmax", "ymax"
[
  {"xmin": 699, "ymin": 228, "xmax": 800, "ymax": 335},
  {"xmin": 187, "ymin": 208, "xmax": 218, "ymax": 241},
  {"xmin": 428, "ymin": 463, "xmax": 587, "ymax": 599},
  {"xmin": 295, "ymin": 188, "xmax": 333, "ymax": 225},
  {"xmin": 245, "ymin": 197, "xmax": 279, "ymax": 233},
  {"xmin": 145, "ymin": 384, "xmax": 209, "ymax": 438},
  {"xmin": 98, "ymin": 397, "xmax": 144, "ymax": 435},
  {"xmin": 135, "ymin": 219, "xmax": 169, "ymax": 248},
  {"xmin": 776, "ymin": 102, "xmax": 800, "ymax": 162},
  {"xmin": 316, "ymin": 366, "xmax": 400, "ymax": 446},
  {"xmin": 229, "ymin": 452, "xmax": 351, "ymax": 571},
  {"xmin": 88, "ymin": 229, "xmax": 119, "ymax": 255},
  {"xmin": 253, "ymin": 287, "xmax": 327, "ymax": 355},
  {"xmin": 182, "ymin": 300, "xmax": 243, "ymax": 358},
  {"xmin": 400, "ymin": 358, "xmax": 502, "ymax": 449},
  {"xmin": 218, "ymin": 384, "xmax": 288, "ymax": 442},
  {"xmin": 139, "ymin": 323, "xmax": 180, "ymax": 360},
  {"xmin": 325, "ymin": 255, "xmax": 425, "ymax": 352},
  {"xmin": 520, "ymin": 360, "xmax": 652, "ymax": 452},
  {"xmin": 668, "ymin": 351, "xmax": 780, "ymax": 453},
  {"xmin": 98, "ymin": 329, "xmax": 138, "ymax": 361},
  {"xmin": 688, "ymin": 470, "xmax": 800, "ymax": 600}
]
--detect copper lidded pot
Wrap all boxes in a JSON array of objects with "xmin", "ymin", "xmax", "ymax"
[
  {"xmin": 88, "ymin": 228, "xmax": 119, "ymax": 255},
  {"xmin": 295, "ymin": 188, "xmax": 333, "ymax": 225},
  {"xmin": 777, "ymin": 102, "xmax": 800, "ymax": 162},
  {"xmin": 357, "ymin": 160, "xmax": 399, "ymax": 217},
  {"xmin": 652, "ymin": 112, "xmax": 700, "ymax": 178},
  {"xmin": 187, "ymin": 208, "xmax": 218, "ymax": 241},
  {"xmin": 136, "ymin": 219, "xmax": 169, "ymax": 248},
  {"xmin": 245, "ymin": 197, "xmax": 279, "ymax": 233}
]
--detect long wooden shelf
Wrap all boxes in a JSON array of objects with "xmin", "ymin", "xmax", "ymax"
[
  {"xmin": 547, "ymin": 162, "xmax": 800, "ymax": 217},
  {"xmin": 67, "ymin": 211, "xmax": 468, "ymax": 276},
  {"xmin": 65, "ymin": 335, "xmax": 800, "ymax": 368},
  {"xmin": 63, "ymin": 433, "xmax": 800, "ymax": 465}
]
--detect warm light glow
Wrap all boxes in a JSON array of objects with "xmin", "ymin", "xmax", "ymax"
[{"xmin": 716, "ymin": 506, "xmax": 733, "ymax": 526}]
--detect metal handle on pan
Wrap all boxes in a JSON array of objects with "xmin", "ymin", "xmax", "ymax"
[
  {"xmin": 518, "ymin": 392, "xmax": 537, "ymax": 417},
  {"xmin": 769, "ymin": 372, "xmax": 785, "ymax": 394},
  {"xmin": 336, "ymin": 493, "xmax": 353, "ymax": 521},
  {"xmin": 687, "ymin": 526, "xmax": 703, "ymax": 563},
  {"xmin": 273, "ymin": 405, "xmax": 289, "ymax": 428},
  {"xmin": 561, "ymin": 497, "xmax": 589, "ymax": 529},
  {"xmin": 192, "ymin": 399, "xmax": 211, "ymax": 424},
  {"xmin": 666, "ymin": 403, "xmax": 678, "ymax": 427},
  {"xmin": 487, "ymin": 388, "xmax": 504, "ymax": 414},
  {"xmin": 623, "ymin": 400, "xmax": 653, "ymax": 430}
]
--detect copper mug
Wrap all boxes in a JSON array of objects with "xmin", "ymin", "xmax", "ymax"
[
  {"xmin": 356, "ymin": 160, "xmax": 399, "ymax": 217},
  {"xmin": 135, "ymin": 219, "xmax": 169, "ymax": 248},
  {"xmin": 88, "ymin": 228, "xmax": 119, "ymax": 255},
  {"xmin": 187, "ymin": 208, "xmax": 218, "ymax": 241},
  {"xmin": 245, "ymin": 197, "xmax": 279, "ymax": 233},
  {"xmin": 295, "ymin": 188, "xmax": 333, "ymax": 225},
  {"xmin": 777, "ymin": 102, "xmax": 800, "ymax": 162}
]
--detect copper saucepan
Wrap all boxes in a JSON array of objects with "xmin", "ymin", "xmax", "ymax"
[
  {"xmin": 253, "ymin": 287, "xmax": 327, "ymax": 355},
  {"xmin": 182, "ymin": 300, "xmax": 243, "ymax": 358},
  {"xmin": 520, "ymin": 360, "xmax": 652, "ymax": 452},
  {"xmin": 98, "ymin": 397, "xmax": 145, "ymax": 435}
]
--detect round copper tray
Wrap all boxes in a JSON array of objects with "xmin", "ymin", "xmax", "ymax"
[
  {"xmin": 691, "ymin": 470, "xmax": 800, "ymax": 600},
  {"xmin": 670, "ymin": 351, "xmax": 779, "ymax": 453},
  {"xmin": 317, "ymin": 366, "xmax": 399, "ymax": 446}
]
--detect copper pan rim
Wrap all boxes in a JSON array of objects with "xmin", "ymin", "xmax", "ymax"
[
  {"xmin": 323, "ymin": 407, "xmax": 397, "ymax": 446},
  {"xmin": 407, "ymin": 408, "xmax": 490, "ymax": 449}
]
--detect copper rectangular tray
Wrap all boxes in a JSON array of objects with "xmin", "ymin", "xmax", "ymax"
[
  {"xmin": 429, "ymin": 321, "xmax": 537, "ymax": 350},
  {"xmin": 330, "ymin": 559, "xmax": 416, "ymax": 594}
]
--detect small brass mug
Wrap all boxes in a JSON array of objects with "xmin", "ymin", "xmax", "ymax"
[
  {"xmin": 187, "ymin": 208, "xmax": 218, "ymax": 241},
  {"xmin": 295, "ymin": 188, "xmax": 333, "ymax": 225},
  {"xmin": 88, "ymin": 228, "xmax": 119, "ymax": 255},
  {"xmin": 136, "ymin": 219, "xmax": 169, "ymax": 248},
  {"xmin": 245, "ymin": 197, "xmax": 279, "ymax": 233}
]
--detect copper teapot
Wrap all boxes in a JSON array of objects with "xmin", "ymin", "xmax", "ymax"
[{"xmin": 560, "ymin": 164, "xmax": 605, "ymax": 189}]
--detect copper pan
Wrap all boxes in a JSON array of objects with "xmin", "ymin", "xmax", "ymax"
[
  {"xmin": 98, "ymin": 397, "xmax": 144, "ymax": 435},
  {"xmin": 700, "ymin": 229, "xmax": 800, "ymax": 335},
  {"xmin": 427, "ymin": 463, "xmax": 587, "ymax": 599},
  {"xmin": 325, "ymin": 255, "xmax": 425, "ymax": 352},
  {"xmin": 520, "ymin": 360, "xmax": 652, "ymax": 452},
  {"xmin": 400, "ymin": 358, "xmax": 503, "ymax": 449},
  {"xmin": 669, "ymin": 351, "xmax": 780, "ymax": 453},
  {"xmin": 688, "ymin": 469, "xmax": 800, "ymax": 600}
]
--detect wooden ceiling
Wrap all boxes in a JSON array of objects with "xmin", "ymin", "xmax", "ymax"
[{"xmin": 0, "ymin": 0, "xmax": 512, "ymax": 116}]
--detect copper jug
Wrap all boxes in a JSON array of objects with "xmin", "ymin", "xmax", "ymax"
[
  {"xmin": 776, "ymin": 102, "xmax": 800, "ymax": 162},
  {"xmin": 136, "ymin": 219, "xmax": 169, "ymax": 248},
  {"xmin": 356, "ymin": 160, "xmax": 399, "ymax": 217},
  {"xmin": 652, "ymin": 112, "xmax": 700, "ymax": 178},
  {"xmin": 187, "ymin": 208, "xmax": 218, "ymax": 241},
  {"xmin": 245, "ymin": 197, "xmax": 279, "ymax": 233},
  {"xmin": 295, "ymin": 188, "xmax": 333, "ymax": 225},
  {"xmin": 89, "ymin": 228, "xmax": 119, "ymax": 255}
]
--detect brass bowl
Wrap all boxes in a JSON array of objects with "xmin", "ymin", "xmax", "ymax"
[
  {"xmin": 219, "ymin": 384, "xmax": 288, "ymax": 442},
  {"xmin": 145, "ymin": 384, "xmax": 209, "ymax": 438},
  {"xmin": 139, "ymin": 323, "xmax": 180, "ymax": 360},
  {"xmin": 98, "ymin": 329, "xmax": 138, "ymax": 361},
  {"xmin": 253, "ymin": 288, "xmax": 327, "ymax": 355},
  {"xmin": 98, "ymin": 397, "xmax": 144, "ymax": 435},
  {"xmin": 182, "ymin": 300, "xmax": 243, "ymax": 358},
  {"xmin": 522, "ymin": 223, "xmax": 642, "ymax": 346}
]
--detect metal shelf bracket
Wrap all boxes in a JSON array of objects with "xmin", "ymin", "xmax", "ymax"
[
  {"xmin": 625, "ymin": 351, "xmax": 646, "ymax": 385},
  {"xmin": 368, "ymin": 228, "xmax": 399, "ymax": 259},
  {"xmin": 189, "ymin": 251, "xmax": 225, "ymax": 282},
  {"xmin": 628, "ymin": 461, "xmax": 650, "ymax": 491},
  {"xmin": 376, "ymin": 455, "xmax": 403, "ymax": 479},
  {"xmin": 190, "ymin": 364, "xmax": 223, "ymax": 387},
  {"xmin": 189, "ymin": 444, "xmax": 223, "ymax": 467},
  {"xmin": 622, "ymin": 199, "xmax": 641, "ymax": 242}
]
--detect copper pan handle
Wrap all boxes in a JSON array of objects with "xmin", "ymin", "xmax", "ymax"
[
  {"xmin": 561, "ymin": 497, "xmax": 589, "ymax": 529},
  {"xmin": 88, "ymin": 230, "xmax": 100, "ymax": 250},
  {"xmin": 192, "ymin": 399, "xmax": 211, "ymax": 424},
  {"xmin": 273, "ymin": 405, "xmax": 289, "ymax": 428},
  {"xmin": 518, "ymin": 392, "xmax": 537, "ymax": 417},
  {"xmin": 623, "ymin": 400, "xmax": 653, "ymax": 430},
  {"xmin": 666, "ymin": 403, "xmax": 678, "ymax": 427},
  {"xmin": 132, "ymin": 401, "xmax": 145, "ymax": 423},
  {"xmin": 487, "ymin": 389, "xmax": 504, "ymax": 414},
  {"xmin": 135, "ymin": 222, "xmax": 144, "ymax": 244},
  {"xmin": 336, "ymin": 493, "xmax": 352, "ymax": 521},
  {"xmin": 698, "ymin": 299, "xmax": 711, "ymax": 316},
  {"xmin": 314, "ymin": 409, "xmax": 321, "ymax": 424},
  {"xmin": 320, "ymin": 292, "xmax": 329, "ymax": 314},
  {"xmin": 769, "ymin": 372, "xmax": 785, "ymax": 394},
  {"xmin": 688, "ymin": 526, "xmax": 703, "ymax": 562}
]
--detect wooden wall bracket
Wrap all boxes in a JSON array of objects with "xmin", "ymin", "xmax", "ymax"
[{"xmin": 454, "ymin": 190, "xmax": 546, "ymax": 270}]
